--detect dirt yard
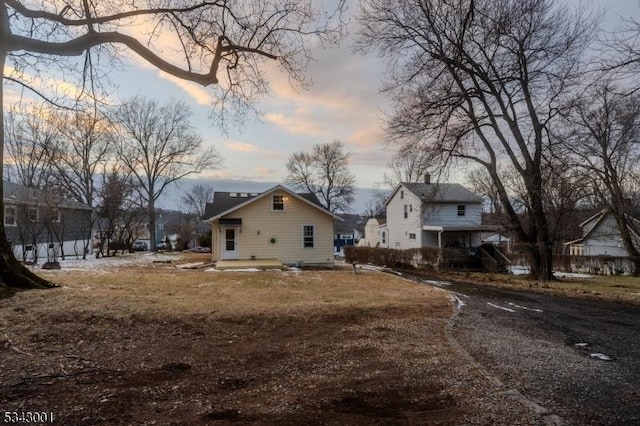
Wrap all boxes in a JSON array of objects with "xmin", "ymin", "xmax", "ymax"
[{"xmin": 0, "ymin": 254, "xmax": 537, "ymax": 425}]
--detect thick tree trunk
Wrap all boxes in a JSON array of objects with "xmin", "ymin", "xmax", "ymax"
[
  {"xmin": 0, "ymin": 4, "xmax": 54, "ymax": 298},
  {"xmin": 0, "ymin": 215, "xmax": 55, "ymax": 297}
]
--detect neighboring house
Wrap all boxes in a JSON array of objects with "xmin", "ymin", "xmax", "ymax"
[
  {"xmin": 3, "ymin": 180, "xmax": 93, "ymax": 262},
  {"xmin": 565, "ymin": 209, "xmax": 640, "ymax": 257},
  {"xmin": 358, "ymin": 217, "xmax": 386, "ymax": 247},
  {"xmin": 203, "ymin": 185, "xmax": 340, "ymax": 266},
  {"xmin": 385, "ymin": 180, "xmax": 490, "ymax": 250},
  {"xmin": 334, "ymin": 214, "xmax": 365, "ymax": 255}
]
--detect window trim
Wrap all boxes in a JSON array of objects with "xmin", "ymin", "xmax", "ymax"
[
  {"xmin": 302, "ymin": 224, "xmax": 315, "ymax": 248},
  {"xmin": 4, "ymin": 206, "xmax": 16, "ymax": 227},
  {"xmin": 28, "ymin": 207, "xmax": 38, "ymax": 222},
  {"xmin": 272, "ymin": 194, "xmax": 285, "ymax": 212},
  {"xmin": 457, "ymin": 204, "xmax": 466, "ymax": 217},
  {"xmin": 52, "ymin": 208, "xmax": 61, "ymax": 223}
]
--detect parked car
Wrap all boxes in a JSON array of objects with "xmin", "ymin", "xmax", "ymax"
[
  {"xmin": 132, "ymin": 241, "xmax": 148, "ymax": 251},
  {"xmin": 190, "ymin": 246, "xmax": 211, "ymax": 253}
]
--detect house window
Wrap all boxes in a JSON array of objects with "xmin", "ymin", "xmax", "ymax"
[
  {"xmin": 457, "ymin": 205, "xmax": 466, "ymax": 216},
  {"xmin": 409, "ymin": 233, "xmax": 416, "ymax": 240},
  {"xmin": 51, "ymin": 208, "xmax": 61, "ymax": 223},
  {"xmin": 400, "ymin": 190, "xmax": 404, "ymax": 200},
  {"xmin": 4, "ymin": 206, "xmax": 16, "ymax": 226},
  {"xmin": 28, "ymin": 207, "xmax": 38, "ymax": 222},
  {"xmin": 381, "ymin": 231, "xmax": 386, "ymax": 244},
  {"xmin": 404, "ymin": 205, "xmax": 408, "ymax": 219},
  {"xmin": 272, "ymin": 195, "xmax": 285, "ymax": 211},
  {"xmin": 303, "ymin": 225, "xmax": 314, "ymax": 248}
]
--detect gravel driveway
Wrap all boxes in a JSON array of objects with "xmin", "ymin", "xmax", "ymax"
[{"xmin": 421, "ymin": 277, "xmax": 640, "ymax": 425}]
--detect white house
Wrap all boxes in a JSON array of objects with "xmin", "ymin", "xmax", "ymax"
[
  {"xmin": 358, "ymin": 217, "xmax": 386, "ymax": 247},
  {"xmin": 385, "ymin": 180, "xmax": 490, "ymax": 251},
  {"xmin": 565, "ymin": 209, "xmax": 640, "ymax": 257},
  {"xmin": 203, "ymin": 185, "xmax": 340, "ymax": 267}
]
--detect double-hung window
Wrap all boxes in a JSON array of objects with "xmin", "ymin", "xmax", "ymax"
[
  {"xmin": 272, "ymin": 195, "xmax": 285, "ymax": 211},
  {"xmin": 4, "ymin": 206, "xmax": 16, "ymax": 226},
  {"xmin": 303, "ymin": 225, "xmax": 315, "ymax": 248},
  {"xmin": 28, "ymin": 207, "xmax": 38, "ymax": 222}
]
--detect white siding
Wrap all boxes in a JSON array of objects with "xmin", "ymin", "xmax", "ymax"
[
  {"xmin": 386, "ymin": 185, "xmax": 423, "ymax": 250},
  {"xmin": 422, "ymin": 203, "xmax": 482, "ymax": 227},
  {"xmin": 583, "ymin": 215, "xmax": 629, "ymax": 257}
]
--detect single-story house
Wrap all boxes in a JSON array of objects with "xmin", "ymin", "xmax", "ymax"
[
  {"xmin": 334, "ymin": 213, "xmax": 365, "ymax": 255},
  {"xmin": 565, "ymin": 209, "xmax": 640, "ymax": 257},
  {"xmin": 203, "ymin": 185, "xmax": 340, "ymax": 267}
]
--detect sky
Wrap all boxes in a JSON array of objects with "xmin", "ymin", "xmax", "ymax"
[
  {"xmin": 106, "ymin": 0, "xmax": 635, "ymax": 191},
  {"xmin": 5, "ymin": 0, "xmax": 640, "ymax": 213}
]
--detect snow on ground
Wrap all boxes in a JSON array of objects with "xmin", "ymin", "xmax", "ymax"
[
  {"xmin": 510, "ymin": 265, "xmax": 593, "ymax": 279},
  {"xmin": 28, "ymin": 252, "xmax": 182, "ymax": 272}
]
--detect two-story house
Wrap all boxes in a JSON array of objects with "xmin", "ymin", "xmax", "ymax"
[{"xmin": 385, "ymin": 179, "xmax": 488, "ymax": 251}]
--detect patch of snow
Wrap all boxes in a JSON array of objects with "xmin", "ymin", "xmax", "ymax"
[
  {"xmin": 207, "ymin": 268, "xmax": 264, "ymax": 272},
  {"xmin": 574, "ymin": 342, "xmax": 589, "ymax": 348},
  {"xmin": 509, "ymin": 266, "xmax": 593, "ymax": 279},
  {"xmin": 590, "ymin": 353, "xmax": 613, "ymax": 361},
  {"xmin": 510, "ymin": 266, "xmax": 530, "ymax": 275},
  {"xmin": 453, "ymin": 295, "xmax": 466, "ymax": 309},
  {"xmin": 507, "ymin": 302, "xmax": 543, "ymax": 313},
  {"xmin": 31, "ymin": 253, "xmax": 182, "ymax": 271},
  {"xmin": 487, "ymin": 302, "xmax": 516, "ymax": 313},
  {"xmin": 423, "ymin": 279, "xmax": 452, "ymax": 287},
  {"xmin": 553, "ymin": 271, "xmax": 593, "ymax": 279}
]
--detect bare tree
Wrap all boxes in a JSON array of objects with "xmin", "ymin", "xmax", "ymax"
[
  {"xmin": 0, "ymin": 0, "xmax": 346, "ymax": 294},
  {"xmin": 181, "ymin": 183, "xmax": 215, "ymax": 219},
  {"xmin": 4, "ymin": 107, "xmax": 58, "ymax": 189},
  {"xmin": 383, "ymin": 141, "xmax": 434, "ymax": 187},
  {"xmin": 364, "ymin": 184, "xmax": 388, "ymax": 219},
  {"xmin": 285, "ymin": 140, "xmax": 356, "ymax": 213},
  {"xmin": 358, "ymin": 0, "xmax": 595, "ymax": 279},
  {"xmin": 111, "ymin": 97, "xmax": 222, "ymax": 251},
  {"xmin": 45, "ymin": 107, "xmax": 113, "ymax": 257},
  {"xmin": 562, "ymin": 81, "xmax": 640, "ymax": 274}
]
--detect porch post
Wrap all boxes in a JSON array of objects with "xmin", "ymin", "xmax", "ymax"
[{"xmin": 437, "ymin": 230, "xmax": 443, "ymax": 269}]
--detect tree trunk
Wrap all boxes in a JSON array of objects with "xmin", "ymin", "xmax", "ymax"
[{"xmin": 0, "ymin": 4, "xmax": 55, "ymax": 298}]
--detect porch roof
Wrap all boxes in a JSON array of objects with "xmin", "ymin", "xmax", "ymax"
[{"xmin": 422, "ymin": 225, "xmax": 498, "ymax": 232}]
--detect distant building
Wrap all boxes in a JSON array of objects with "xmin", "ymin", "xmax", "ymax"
[
  {"xmin": 334, "ymin": 213, "xmax": 365, "ymax": 255},
  {"xmin": 3, "ymin": 180, "xmax": 93, "ymax": 262}
]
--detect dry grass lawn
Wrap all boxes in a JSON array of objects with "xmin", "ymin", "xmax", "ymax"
[{"xmin": 0, "ymin": 253, "xmax": 538, "ymax": 425}]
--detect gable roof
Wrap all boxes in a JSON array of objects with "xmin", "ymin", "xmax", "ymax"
[
  {"xmin": 565, "ymin": 208, "xmax": 640, "ymax": 247},
  {"xmin": 334, "ymin": 213, "xmax": 366, "ymax": 234},
  {"xmin": 3, "ymin": 180, "xmax": 92, "ymax": 211},
  {"xmin": 203, "ymin": 185, "xmax": 341, "ymax": 221},
  {"xmin": 386, "ymin": 182, "xmax": 483, "ymax": 205}
]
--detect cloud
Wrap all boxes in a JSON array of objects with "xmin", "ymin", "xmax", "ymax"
[
  {"xmin": 263, "ymin": 112, "xmax": 326, "ymax": 137},
  {"xmin": 254, "ymin": 166, "xmax": 276, "ymax": 176},
  {"xmin": 226, "ymin": 141, "xmax": 259, "ymax": 153},
  {"xmin": 157, "ymin": 73, "xmax": 214, "ymax": 106}
]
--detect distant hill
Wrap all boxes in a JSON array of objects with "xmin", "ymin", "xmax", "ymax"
[{"xmin": 158, "ymin": 177, "xmax": 378, "ymax": 214}]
